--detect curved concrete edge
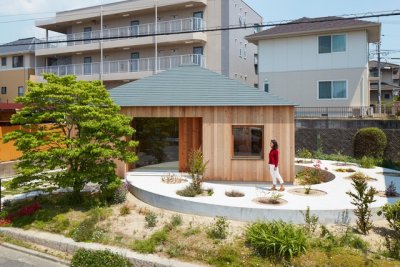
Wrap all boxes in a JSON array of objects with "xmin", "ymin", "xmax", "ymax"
[
  {"xmin": 0, "ymin": 242, "xmax": 70, "ymax": 266},
  {"xmin": 0, "ymin": 228, "xmax": 203, "ymax": 267},
  {"xmin": 128, "ymin": 183, "xmax": 383, "ymax": 224}
]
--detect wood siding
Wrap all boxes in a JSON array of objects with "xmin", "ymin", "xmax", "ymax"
[
  {"xmin": 179, "ymin": 118, "xmax": 202, "ymax": 172},
  {"xmin": 122, "ymin": 106, "xmax": 295, "ymax": 182}
]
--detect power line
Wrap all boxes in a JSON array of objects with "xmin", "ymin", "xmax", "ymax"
[{"xmin": 0, "ymin": 10, "xmax": 400, "ymax": 48}]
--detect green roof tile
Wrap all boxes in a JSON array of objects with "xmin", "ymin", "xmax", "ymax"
[{"xmin": 109, "ymin": 65, "xmax": 296, "ymax": 107}]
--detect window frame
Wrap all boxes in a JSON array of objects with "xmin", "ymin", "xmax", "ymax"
[
  {"xmin": 12, "ymin": 55, "xmax": 23, "ymax": 68},
  {"xmin": 1, "ymin": 57, "xmax": 6, "ymax": 67},
  {"xmin": 318, "ymin": 34, "xmax": 346, "ymax": 54},
  {"xmin": 232, "ymin": 125, "xmax": 264, "ymax": 160},
  {"xmin": 317, "ymin": 80, "xmax": 348, "ymax": 100},
  {"xmin": 1, "ymin": 87, "xmax": 6, "ymax": 94},
  {"xmin": 17, "ymin": 86, "xmax": 24, "ymax": 97}
]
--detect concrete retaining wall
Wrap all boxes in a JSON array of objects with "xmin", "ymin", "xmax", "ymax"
[{"xmin": 296, "ymin": 119, "xmax": 400, "ymax": 161}]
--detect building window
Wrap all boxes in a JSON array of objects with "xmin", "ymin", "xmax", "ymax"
[
  {"xmin": 318, "ymin": 81, "xmax": 347, "ymax": 99},
  {"xmin": 12, "ymin": 56, "xmax": 23, "ymax": 68},
  {"xmin": 1, "ymin": 57, "xmax": 6, "ymax": 67},
  {"xmin": 1, "ymin": 87, "xmax": 6, "ymax": 94},
  {"xmin": 384, "ymin": 93, "xmax": 391, "ymax": 100},
  {"xmin": 233, "ymin": 126, "xmax": 264, "ymax": 158},
  {"xmin": 244, "ymin": 44, "xmax": 247, "ymax": 59},
  {"xmin": 264, "ymin": 79, "xmax": 269, "ymax": 92},
  {"xmin": 370, "ymin": 68, "xmax": 379, "ymax": 77},
  {"xmin": 18, "ymin": 86, "xmax": 24, "ymax": 97},
  {"xmin": 318, "ymin": 34, "xmax": 346, "ymax": 54}
]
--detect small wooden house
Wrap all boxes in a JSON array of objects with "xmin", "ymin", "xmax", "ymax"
[{"xmin": 110, "ymin": 65, "xmax": 296, "ymax": 182}]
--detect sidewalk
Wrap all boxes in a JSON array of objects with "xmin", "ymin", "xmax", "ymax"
[{"xmin": 0, "ymin": 227, "xmax": 204, "ymax": 267}]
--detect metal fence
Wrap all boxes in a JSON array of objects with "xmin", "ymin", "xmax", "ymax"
[{"xmin": 295, "ymin": 105, "xmax": 400, "ymax": 118}]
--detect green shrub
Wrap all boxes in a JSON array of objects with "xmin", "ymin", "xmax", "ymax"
[
  {"xmin": 131, "ymin": 228, "xmax": 168, "ymax": 254},
  {"xmin": 385, "ymin": 181, "xmax": 398, "ymax": 197},
  {"xmin": 176, "ymin": 184, "xmax": 202, "ymax": 197},
  {"xmin": 0, "ymin": 211, "xmax": 8, "ymax": 219},
  {"xmin": 145, "ymin": 212, "xmax": 157, "ymax": 228},
  {"xmin": 69, "ymin": 217, "xmax": 97, "ymax": 242},
  {"xmin": 378, "ymin": 201, "xmax": 400, "ymax": 237},
  {"xmin": 188, "ymin": 149, "xmax": 208, "ymax": 192},
  {"xmin": 296, "ymin": 166, "xmax": 326, "ymax": 185},
  {"xmin": 245, "ymin": 221, "xmax": 308, "ymax": 261},
  {"xmin": 302, "ymin": 206, "xmax": 319, "ymax": 234},
  {"xmin": 346, "ymin": 178, "xmax": 376, "ymax": 235},
  {"xmin": 359, "ymin": 156, "xmax": 376, "ymax": 169},
  {"xmin": 71, "ymin": 249, "xmax": 132, "ymax": 267},
  {"xmin": 167, "ymin": 244, "xmax": 185, "ymax": 257},
  {"xmin": 170, "ymin": 214, "xmax": 183, "ymax": 227},
  {"xmin": 119, "ymin": 205, "xmax": 130, "ymax": 216},
  {"xmin": 50, "ymin": 214, "xmax": 70, "ymax": 233},
  {"xmin": 207, "ymin": 216, "xmax": 229, "ymax": 240},
  {"xmin": 339, "ymin": 230, "xmax": 369, "ymax": 251},
  {"xmin": 297, "ymin": 148, "xmax": 313, "ymax": 158},
  {"xmin": 225, "ymin": 190, "xmax": 245, "ymax": 197},
  {"xmin": 108, "ymin": 183, "xmax": 128, "ymax": 205},
  {"xmin": 353, "ymin": 128, "xmax": 387, "ymax": 159}
]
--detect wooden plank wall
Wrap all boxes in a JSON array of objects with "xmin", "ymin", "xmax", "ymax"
[
  {"xmin": 122, "ymin": 106, "xmax": 295, "ymax": 182},
  {"xmin": 178, "ymin": 118, "xmax": 202, "ymax": 172}
]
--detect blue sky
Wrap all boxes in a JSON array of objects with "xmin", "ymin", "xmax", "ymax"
[{"xmin": 0, "ymin": 0, "xmax": 399, "ymax": 61}]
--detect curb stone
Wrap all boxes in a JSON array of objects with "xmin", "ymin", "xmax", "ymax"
[
  {"xmin": 0, "ymin": 227, "xmax": 204, "ymax": 267},
  {"xmin": 0, "ymin": 242, "xmax": 70, "ymax": 266}
]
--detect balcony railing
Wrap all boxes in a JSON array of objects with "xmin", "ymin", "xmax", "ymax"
[
  {"xmin": 35, "ymin": 54, "xmax": 205, "ymax": 77},
  {"xmin": 295, "ymin": 105, "xmax": 400, "ymax": 118},
  {"xmin": 36, "ymin": 17, "xmax": 205, "ymax": 50}
]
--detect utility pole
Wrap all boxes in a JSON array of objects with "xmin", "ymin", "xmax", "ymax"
[
  {"xmin": 377, "ymin": 41, "xmax": 382, "ymax": 114},
  {"xmin": 100, "ymin": 0, "xmax": 104, "ymax": 83},
  {"xmin": 154, "ymin": 0, "xmax": 158, "ymax": 74}
]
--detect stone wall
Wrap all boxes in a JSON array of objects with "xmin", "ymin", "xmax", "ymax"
[{"xmin": 295, "ymin": 119, "xmax": 400, "ymax": 161}]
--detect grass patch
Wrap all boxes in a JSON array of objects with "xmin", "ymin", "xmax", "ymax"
[{"xmin": 131, "ymin": 227, "xmax": 169, "ymax": 254}]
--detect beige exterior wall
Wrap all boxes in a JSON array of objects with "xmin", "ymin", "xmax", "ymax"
[
  {"xmin": 259, "ymin": 68, "xmax": 370, "ymax": 107},
  {"xmin": 35, "ymin": 0, "xmax": 262, "ymax": 87},
  {"xmin": 0, "ymin": 68, "xmax": 34, "ymax": 103}
]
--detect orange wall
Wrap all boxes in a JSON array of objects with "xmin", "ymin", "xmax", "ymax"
[
  {"xmin": 0, "ymin": 68, "xmax": 35, "ymax": 103},
  {"xmin": 0, "ymin": 125, "xmax": 22, "ymax": 162}
]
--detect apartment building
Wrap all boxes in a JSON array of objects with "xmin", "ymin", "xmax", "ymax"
[
  {"xmin": 369, "ymin": 60, "xmax": 400, "ymax": 104},
  {"xmin": 34, "ymin": 0, "xmax": 262, "ymax": 89},
  {"xmin": 0, "ymin": 38, "xmax": 38, "ymax": 103},
  {"xmin": 247, "ymin": 17, "xmax": 381, "ymax": 108}
]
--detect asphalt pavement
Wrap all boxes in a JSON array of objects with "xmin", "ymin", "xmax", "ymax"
[{"xmin": 0, "ymin": 244, "xmax": 68, "ymax": 267}]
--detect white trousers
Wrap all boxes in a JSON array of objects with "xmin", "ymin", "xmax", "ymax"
[{"xmin": 269, "ymin": 164, "xmax": 284, "ymax": 185}]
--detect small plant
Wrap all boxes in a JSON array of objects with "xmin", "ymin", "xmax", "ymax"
[
  {"xmin": 296, "ymin": 163, "xmax": 326, "ymax": 185},
  {"xmin": 170, "ymin": 214, "xmax": 183, "ymax": 227},
  {"xmin": 161, "ymin": 173, "xmax": 186, "ymax": 184},
  {"xmin": 188, "ymin": 149, "xmax": 208, "ymax": 192},
  {"xmin": 176, "ymin": 184, "xmax": 200, "ymax": 197},
  {"xmin": 302, "ymin": 206, "xmax": 319, "ymax": 234},
  {"xmin": 71, "ymin": 249, "xmax": 133, "ymax": 267},
  {"xmin": 378, "ymin": 201, "xmax": 400, "ymax": 237},
  {"xmin": 167, "ymin": 244, "xmax": 185, "ymax": 257},
  {"xmin": 109, "ymin": 183, "xmax": 128, "ymax": 205},
  {"xmin": 297, "ymin": 148, "xmax": 313, "ymax": 159},
  {"xmin": 246, "ymin": 221, "xmax": 308, "ymax": 262},
  {"xmin": 346, "ymin": 178, "xmax": 376, "ymax": 234},
  {"xmin": 145, "ymin": 212, "xmax": 158, "ymax": 228},
  {"xmin": 335, "ymin": 168, "xmax": 356, "ymax": 173},
  {"xmin": 225, "ymin": 190, "xmax": 245, "ymax": 197},
  {"xmin": 269, "ymin": 192, "xmax": 283, "ymax": 204},
  {"xmin": 208, "ymin": 216, "xmax": 229, "ymax": 240},
  {"xmin": 119, "ymin": 204, "xmax": 130, "ymax": 216},
  {"xmin": 304, "ymin": 185, "xmax": 312, "ymax": 195},
  {"xmin": 348, "ymin": 172, "xmax": 374, "ymax": 182},
  {"xmin": 385, "ymin": 181, "xmax": 398, "ymax": 197},
  {"xmin": 206, "ymin": 188, "xmax": 214, "ymax": 196},
  {"xmin": 353, "ymin": 127, "xmax": 387, "ymax": 159},
  {"xmin": 131, "ymin": 227, "xmax": 169, "ymax": 254},
  {"xmin": 69, "ymin": 217, "xmax": 97, "ymax": 242},
  {"xmin": 359, "ymin": 156, "xmax": 376, "ymax": 169}
]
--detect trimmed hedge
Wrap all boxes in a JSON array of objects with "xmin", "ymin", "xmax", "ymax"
[
  {"xmin": 353, "ymin": 128, "xmax": 387, "ymax": 159},
  {"xmin": 71, "ymin": 249, "xmax": 133, "ymax": 267}
]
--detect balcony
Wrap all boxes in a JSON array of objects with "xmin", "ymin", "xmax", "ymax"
[
  {"xmin": 35, "ymin": 54, "xmax": 205, "ymax": 81},
  {"xmin": 35, "ymin": 18, "xmax": 206, "ymax": 55}
]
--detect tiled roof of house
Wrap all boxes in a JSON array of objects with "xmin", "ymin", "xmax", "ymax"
[
  {"xmin": 0, "ymin": 37, "xmax": 40, "ymax": 56},
  {"xmin": 247, "ymin": 16, "xmax": 381, "ymax": 42},
  {"xmin": 109, "ymin": 65, "xmax": 295, "ymax": 107},
  {"xmin": 369, "ymin": 60, "xmax": 399, "ymax": 69}
]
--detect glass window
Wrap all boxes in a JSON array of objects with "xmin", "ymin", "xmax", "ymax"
[
  {"xmin": 332, "ymin": 81, "xmax": 347, "ymax": 98},
  {"xmin": 233, "ymin": 126, "xmax": 264, "ymax": 158},
  {"xmin": 1, "ymin": 57, "xmax": 6, "ymax": 67},
  {"xmin": 318, "ymin": 36, "xmax": 331, "ymax": 54},
  {"xmin": 1, "ymin": 87, "xmax": 6, "ymax": 94},
  {"xmin": 319, "ymin": 81, "xmax": 332, "ymax": 99},
  {"xmin": 319, "ymin": 35, "xmax": 346, "ymax": 54},
  {"xmin": 319, "ymin": 81, "xmax": 347, "ymax": 99},
  {"xmin": 332, "ymin": 35, "xmax": 346, "ymax": 52},
  {"xmin": 12, "ymin": 56, "xmax": 23, "ymax": 68},
  {"xmin": 264, "ymin": 80, "xmax": 269, "ymax": 92},
  {"xmin": 18, "ymin": 86, "xmax": 24, "ymax": 97}
]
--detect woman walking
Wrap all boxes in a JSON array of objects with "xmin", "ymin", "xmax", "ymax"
[{"xmin": 268, "ymin": 140, "xmax": 285, "ymax": 191}]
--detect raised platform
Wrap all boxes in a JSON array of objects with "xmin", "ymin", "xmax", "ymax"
[{"xmin": 126, "ymin": 160, "xmax": 400, "ymax": 224}]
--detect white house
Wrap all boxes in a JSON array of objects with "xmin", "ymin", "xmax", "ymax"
[{"xmin": 246, "ymin": 16, "xmax": 381, "ymax": 108}]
